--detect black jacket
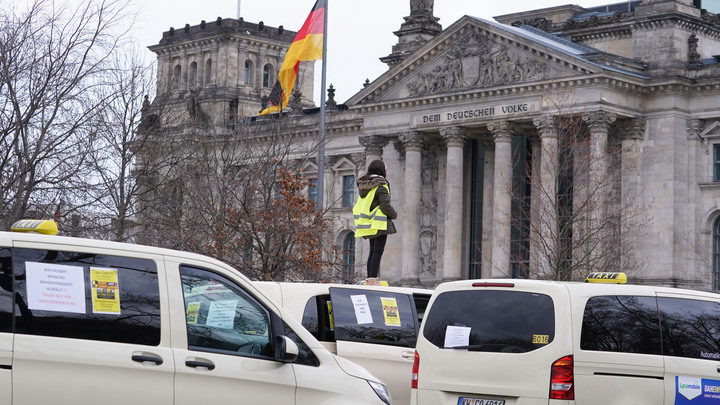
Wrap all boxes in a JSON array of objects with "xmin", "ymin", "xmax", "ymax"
[{"xmin": 357, "ymin": 174, "xmax": 398, "ymax": 239}]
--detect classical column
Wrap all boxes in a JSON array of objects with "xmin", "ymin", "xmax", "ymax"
[
  {"xmin": 358, "ymin": 136, "xmax": 389, "ymax": 169},
  {"xmin": 528, "ymin": 135, "xmax": 542, "ymax": 276},
  {"xmin": 481, "ymin": 140, "xmax": 495, "ymax": 278},
  {"xmin": 619, "ymin": 118, "xmax": 647, "ymax": 267},
  {"xmin": 487, "ymin": 121, "xmax": 514, "ymax": 278},
  {"xmin": 399, "ymin": 131, "xmax": 425, "ymax": 282},
  {"xmin": 582, "ymin": 110, "xmax": 617, "ymax": 255},
  {"xmin": 440, "ymin": 127, "xmax": 467, "ymax": 280},
  {"xmin": 533, "ymin": 115, "xmax": 559, "ymax": 278}
]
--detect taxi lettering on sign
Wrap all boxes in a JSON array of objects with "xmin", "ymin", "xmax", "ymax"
[
  {"xmin": 586, "ymin": 272, "xmax": 627, "ymax": 284},
  {"xmin": 10, "ymin": 219, "xmax": 58, "ymax": 235}
]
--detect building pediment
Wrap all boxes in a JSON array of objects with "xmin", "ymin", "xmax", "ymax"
[{"xmin": 348, "ymin": 16, "xmax": 640, "ymax": 106}]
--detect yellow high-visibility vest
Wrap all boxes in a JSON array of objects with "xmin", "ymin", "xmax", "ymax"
[{"xmin": 353, "ymin": 184, "xmax": 390, "ymax": 238}]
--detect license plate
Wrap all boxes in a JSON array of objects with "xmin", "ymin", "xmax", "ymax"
[{"xmin": 457, "ymin": 397, "xmax": 505, "ymax": 405}]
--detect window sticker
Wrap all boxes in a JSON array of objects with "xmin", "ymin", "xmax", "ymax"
[
  {"xmin": 26, "ymin": 261, "xmax": 86, "ymax": 314},
  {"xmin": 186, "ymin": 302, "xmax": 201, "ymax": 324},
  {"xmin": 90, "ymin": 268, "xmax": 120, "ymax": 314},
  {"xmin": 350, "ymin": 294, "xmax": 373, "ymax": 325},
  {"xmin": 676, "ymin": 376, "xmax": 720, "ymax": 404},
  {"xmin": 675, "ymin": 376, "xmax": 720, "ymax": 405},
  {"xmin": 444, "ymin": 325, "xmax": 471, "ymax": 350},
  {"xmin": 381, "ymin": 297, "xmax": 401, "ymax": 326},
  {"xmin": 532, "ymin": 334, "xmax": 549, "ymax": 344},
  {"xmin": 327, "ymin": 301, "xmax": 335, "ymax": 331},
  {"xmin": 206, "ymin": 300, "xmax": 238, "ymax": 329}
]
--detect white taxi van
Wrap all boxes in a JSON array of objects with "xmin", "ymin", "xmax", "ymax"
[
  {"xmin": 411, "ymin": 273, "xmax": 720, "ymax": 405},
  {"xmin": 255, "ymin": 281, "xmax": 432, "ymax": 405},
  {"xmin": 0, "ymin": 220, "xmax": 391, "ymax": 405}
]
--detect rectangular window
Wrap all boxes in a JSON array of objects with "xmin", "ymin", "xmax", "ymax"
[
  {"xmin": 12, "ymin": 248, "xmax": 161, "ymax": 345},
  {"xmin": 422, "ymin": 290, "xmax": 555, "ymax": 353},
  {"xmin": 0, "ymin": 248, "xmax": 11, "ymax": 333},
  {"xmin": 581, "ymin": 295, "xmax": 661, "ymax": 355},
  {"xmin": 658, "ymin": 297, "xmax": 720, "ymax": 360},
  {"xmin": 329, "ymin": 287, "xmax": 420, "ymax": 348},
  {"xmin": 714, "ymin": 144, "xmax": 720, "ymax": 182},
  {"xmin": 342, "ymin": 175, "xmax": 355, "ymax": 207},
  {"xmin": 180, "ymin": 265, "xmax": 273, "ymax": 357},
  {"xmin": 308, "ymin": 178, "xmax": 317, "ymax": 202}
]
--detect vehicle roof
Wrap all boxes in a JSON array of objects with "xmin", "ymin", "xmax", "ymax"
[
  {"xmin": 255, "ymin": 281, "xmax": 434, "ymax": 296},
  {"xmin": 432, "ymin": 278, "xmax": 720, "ymax": 300},
  {"xmin": 0, "ymin": 231, "xmax": 231, "ymax": 270}
]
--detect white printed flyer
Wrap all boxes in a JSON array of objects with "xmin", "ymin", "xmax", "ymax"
[{"xmin": 26, "ymin": 261, "xmax": 86, "ymax": 314}]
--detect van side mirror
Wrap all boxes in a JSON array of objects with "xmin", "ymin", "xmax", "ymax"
[{"xmin": 275, "ymin": 335, "xmax": 299, "ymax": 363}]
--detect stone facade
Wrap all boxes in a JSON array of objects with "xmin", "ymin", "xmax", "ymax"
[{"xmin": 144, "ymin": 0, "xmax": 720, "ymax": 291}]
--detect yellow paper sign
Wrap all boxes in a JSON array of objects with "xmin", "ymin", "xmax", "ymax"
[
  {"xmin": 327, "ymin": 301, "xmax": 335, "ymax": 331},
  {"xmin": 186, "ymin": 302, "xmax": 201, "ymax": 324},
  {"xmin": 90, "ymin": 268, "xmax": 120, "ymax": 314},
  {"xmin": 381, "ymin": 297, "xmax": 401, "ymax": 326}
]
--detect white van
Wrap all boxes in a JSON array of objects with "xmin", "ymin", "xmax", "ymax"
[
  {"xmin": 412, "ymin": 276, "xmax": 720, "ymax": 405},
  {"xmin": 0, "ymin": 223, "xmax": 391, "ymax": 405},
  {"xmin": 256, "ymin": 282, "xmax": 432, "ymax": 405}
]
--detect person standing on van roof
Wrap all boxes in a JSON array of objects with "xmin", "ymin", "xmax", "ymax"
[{"xmin": 353, "ymin": 160, "xmax": 398, "ymax": 286}]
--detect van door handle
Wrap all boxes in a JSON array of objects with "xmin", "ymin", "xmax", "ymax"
[
  {"xmin": 186, "ymin": 360, "xmax": 216, "ymax": 370},
  {"xmin": 401, "ymin": 350, "xmax": 415, "ymax": 360},
  {"xmin": 132, "ymin": 354, "xmax": 163, "ymax": 365}
]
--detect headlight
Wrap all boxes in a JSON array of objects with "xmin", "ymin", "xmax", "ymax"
[{"xmin": 367, "ymin": 380, "xmax": 392, "ymax": 405}]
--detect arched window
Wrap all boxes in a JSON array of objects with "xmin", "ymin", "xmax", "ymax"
[
  {"xmin": 244, "ymin": 60, "xmax": 253, "ymax": 85},
  {"xmin": 342, "ymin": 232, "xmax": 355, "ymax": 284},
  {"xmin": 204, "ymin": 58, "xmax": 212, "ymax": 84},
  {"xmin": 713, "ymin": 218, "xmax": 720, "ymax": 290},
  {"xmin": 173, "ymin": 64, "xmax": 182, "ymax": 90},
  {"xmin": 189, "ymin": 62, "xmax": 198, "ymax": 87},
  {"xmin": 262, "ymin": 64, "xmax": 273, "ymax": 87}
]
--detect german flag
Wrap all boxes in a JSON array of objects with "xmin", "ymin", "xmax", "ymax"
[{"xmin": 259, "ymin": 0, "xmax": 325, "ymax": 115}]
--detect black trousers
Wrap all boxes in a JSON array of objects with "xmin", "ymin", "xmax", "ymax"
[{"xmin": 366, "ymin": 234, "xmax": 388, "ymax": 278}]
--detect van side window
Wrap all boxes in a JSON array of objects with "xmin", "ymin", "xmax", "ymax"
[
  {"xmin": 581, "ymin": 296, "xmax": 661, "ymax": 355},
  {"xmin": 658, "ymin": 297, "xmax": 720, "ymax": 360},
  {"xmin": 422, "ymin": 290, "xmax": 554, "ymax": 353},
  {"xmin": 180, "ymin": 265, "xmax": 273, "ymax": 358},
  {"xmin": 329, "ymin": 288, "xmax": 419, "ymax": 347},
  {"xmin": 301, "ymin": 294, "xmax": 335, "ymax": 342},
  {"xmin": 0, "ymin": 248, "xmax": 11, "ymax": 333},
  {"xmin": 12, "ymin": 248, "xmax": 160, "ymax": 345}
]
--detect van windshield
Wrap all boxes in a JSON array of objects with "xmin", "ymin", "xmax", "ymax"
[{"xmin": 422, "ymin": 290, "xmax": 555, "ymax": 353}]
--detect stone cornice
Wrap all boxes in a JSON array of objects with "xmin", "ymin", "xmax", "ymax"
[
  {"xmin": 150, "ymin": 35, "xmax": 289, "ymax": 57},
  {"xmin": 352, "ymin": 74, "xmax": 720, "ymax": 117},
  {"xmin": 566, "ymin": 12, "xmax": 720, "ymax": 43}
]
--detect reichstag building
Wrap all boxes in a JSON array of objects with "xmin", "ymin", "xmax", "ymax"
[{"xmin": 141, "ymin": 0, "xmax": 720, "ymax": 290}]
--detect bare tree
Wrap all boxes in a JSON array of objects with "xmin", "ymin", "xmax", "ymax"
[
  {"xmin": 79, "ymin": 44, "xmax": 156, "ymax": 241},
  {"xmin": 0, "ymin": 0, "xmax": 134, "ymax": 230},
  {"xmin": 509, "ymin": 89, "xmax": 651, "ymax": 281},
  {"xmin": 135, "ymin": 110, "xmax": 341, "ymax": 281}
]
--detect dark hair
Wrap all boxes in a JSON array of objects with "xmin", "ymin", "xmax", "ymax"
[{"xmin": 366, "ymin": 159, "xmax": 386, "ymax": 177}]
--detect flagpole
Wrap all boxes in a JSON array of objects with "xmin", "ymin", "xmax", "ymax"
[{"xmin": 316, "ymin": 0, "xmax": 327, "ymax": 212}]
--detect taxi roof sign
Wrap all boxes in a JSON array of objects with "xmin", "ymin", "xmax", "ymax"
[
  {"xmin": 586, "ymin": 272, "xmax": 627, "ymax": 284},
  {"xmin": 11, "ymin": 220, "xmax": 58, "ymax": 235}
]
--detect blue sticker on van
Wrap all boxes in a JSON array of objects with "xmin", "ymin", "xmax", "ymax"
[{"xmin": 675, "ymin": 376, "xmax": 720, "ymax": 403}]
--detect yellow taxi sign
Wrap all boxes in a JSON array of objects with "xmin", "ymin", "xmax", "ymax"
[
  {"xmin": 11, "ymin": 219, "xmax": 58, "ymax": 235},
  {"xmin": 586, "ymin": 272, "xmax": 627, "ymax": 284},
  {"xmin": 356, "ymin": 279, "xmax": 390, "ymax": 287}
]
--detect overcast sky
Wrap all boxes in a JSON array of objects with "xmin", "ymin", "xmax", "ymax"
[{"xmin": 131, "ymin": 0, "xmax": 624, "ymax": 104}]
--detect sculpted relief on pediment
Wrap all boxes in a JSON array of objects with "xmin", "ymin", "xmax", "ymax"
[{"xmin": 407, "ymin": 29, "xmax": 549, "ymax": 97}]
